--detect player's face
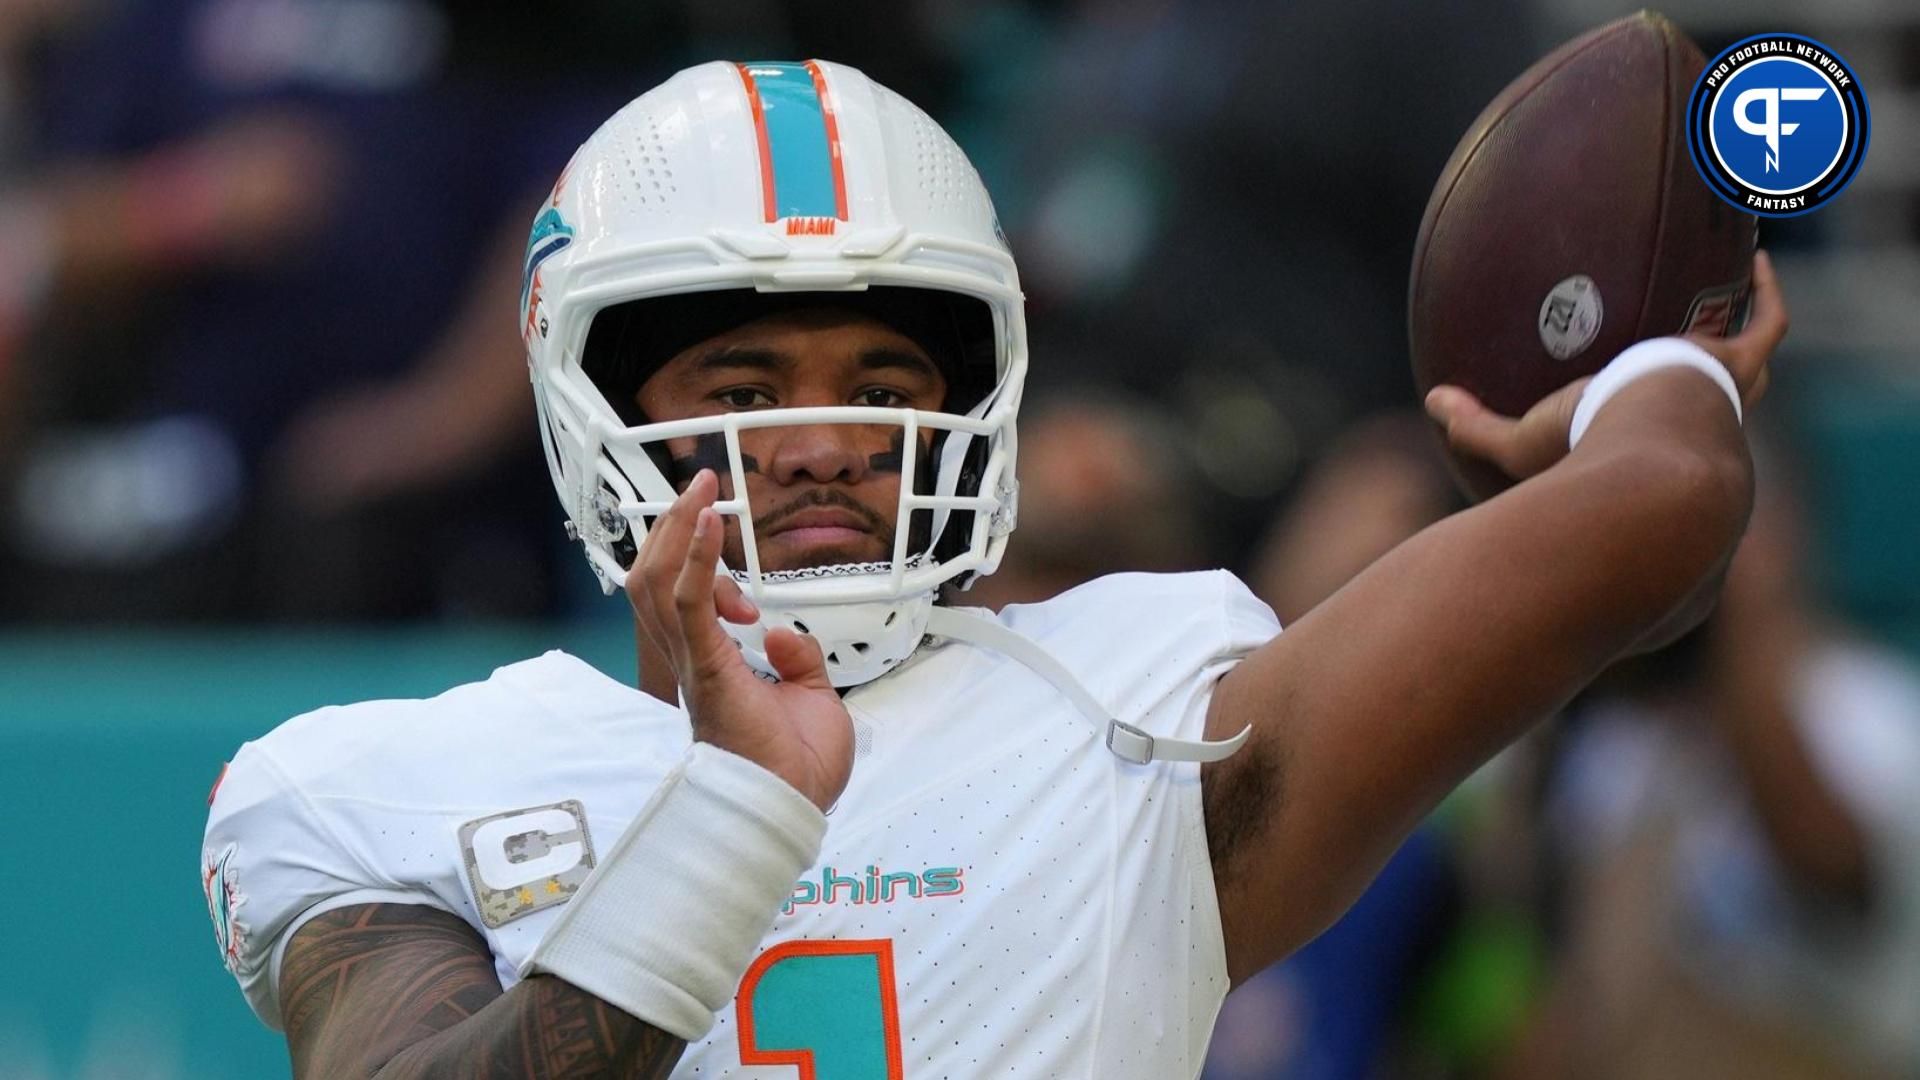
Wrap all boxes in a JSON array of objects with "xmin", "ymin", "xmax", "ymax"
[{"xmin": 635, "ymin": 309, "xmax": 949, "ymax": 573}]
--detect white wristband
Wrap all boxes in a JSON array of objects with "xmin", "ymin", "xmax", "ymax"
[
  {"xmin": 522, "ymin": 742, "xmax": 826, "ymax": 1040},
  {"xmin": 1567, "ymin": 337, "xmax": 1743, "ymax": 450}
]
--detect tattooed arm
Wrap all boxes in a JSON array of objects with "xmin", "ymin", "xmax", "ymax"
[{"xmin": 280, "ymin": 903, "xmax": 685, "ymax": 1079}]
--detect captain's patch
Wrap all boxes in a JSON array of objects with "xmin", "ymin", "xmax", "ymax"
[{"xmin": 458, "ymin": 800, "xmax": 596, "ymax": 928}]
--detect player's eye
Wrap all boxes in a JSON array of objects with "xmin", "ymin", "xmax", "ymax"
[
  {"xmin": 855, "ymin": 387, "xmax": 908, "ymax": 408},
  {"xmin": 715, "ymin": 387, "xmax": 775, "ymax": 409}
]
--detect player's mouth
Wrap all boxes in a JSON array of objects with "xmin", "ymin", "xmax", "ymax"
[
  {"xmin": 769, "ymin": 507, "xmax": 874, "ymax": 546},
  {"xmin": 758, "ymin": 498, "xmax": 891, "ymax": 566}
]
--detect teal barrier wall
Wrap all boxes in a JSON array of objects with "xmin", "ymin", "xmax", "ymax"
[
  {"xmin": 0, "ymin": 623, "xmax": 634, "ymax": 1080},
  {"xmin": 1787, "ymin": 367, "xmax": 1920, "ymax": 657}
]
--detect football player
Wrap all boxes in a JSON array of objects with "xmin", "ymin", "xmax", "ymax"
[{"xmin": 203, "ymin": 60, "xmax": 1786, "ymax": 1078}]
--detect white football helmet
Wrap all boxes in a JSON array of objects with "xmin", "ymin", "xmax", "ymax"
[
  {"xmin": 525, "ymin": 60, "xmax": 1024, "ymax": 688},
  {"xmin": 525, "ymin": 59, "xmax": 1250, "ymax": 765}
]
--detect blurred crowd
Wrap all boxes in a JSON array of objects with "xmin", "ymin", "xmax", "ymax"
[
  {"xmin": 4, "ymin": 1, "xmax": 1918, "ymax": 1078},
  {"xmin": 0, "ymin": 0, "xmax": 1533, "ymax": 621}
]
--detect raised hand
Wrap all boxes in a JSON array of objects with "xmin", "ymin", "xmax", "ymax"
[
  {"xmin": 1425, "ymin": 250, "xmax": 1790, "ymax": 484},
  {"xmin": 1683, "ymin": 248, "xmax": 1790, "ymax": 407},
  {"xmin": 626, "ymin": 469, "xmax": 855, "ymax": 811}
]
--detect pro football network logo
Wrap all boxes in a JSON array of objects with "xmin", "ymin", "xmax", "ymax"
[{"xmin": 1687, "ymin": 34, "xmax": 1869, "ymax": 218}]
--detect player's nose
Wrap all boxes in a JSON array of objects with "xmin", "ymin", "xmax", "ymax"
[{"xmin": 763, "ymin": 421, "xmax": 876, "ymax": 487}]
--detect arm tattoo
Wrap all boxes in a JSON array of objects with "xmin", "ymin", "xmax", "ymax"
[{"xmin": 282, "ymin": 904, "xmax": 686, "ymax": 1079}]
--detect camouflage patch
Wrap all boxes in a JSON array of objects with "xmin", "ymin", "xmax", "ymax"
[{"xmin": 458, "ymin": 800, "xmax": 595, "ymax": 929}]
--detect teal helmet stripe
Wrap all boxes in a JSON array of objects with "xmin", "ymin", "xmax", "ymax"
[
  {"xmin": 739, "ymin": 62, "xmax": 845, "ymax": 220},
  {"xmin": 522, "ymin": 207, "xmax": 574, "ymax": 309}
]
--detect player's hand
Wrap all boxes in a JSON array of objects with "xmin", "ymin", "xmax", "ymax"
[
  {"xmin": 1425, "ymin": 250, "xmax": 1789, "ymax": 484},
  {"xmin": 627, "ymin": 469, "xmax": 855, "ymax": 812},
  {"xmin": 1683, "ymin": 248, "xmax": 1789, "ymax": 407},
  {"xmin": 1423, "ymin": 375, "xmax": 1590, "ymax": 484}
]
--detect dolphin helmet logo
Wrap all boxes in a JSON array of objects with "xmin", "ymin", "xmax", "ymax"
[{"xmin": 522, "ymin": 208, "xmax": 575, "ymax": 313}]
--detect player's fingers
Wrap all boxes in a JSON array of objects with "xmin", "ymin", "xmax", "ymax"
[
  {"xmin": 1713, "ymin": 250, "xmax": 1789, "ymax": 393},
  {"xmin": 625, "ymin": 506, "xmax": 675, "ymax": 635},
  {"xmin": 627, "ymin": 571, "xmax": 670, "ymax": 654},
  {"xmin": 764, "ymin": 626, "xmax": 835, "ymax": 691},
  {"xmin": 628, "ymin": 563, "xmax": 682, "ymax": 671},
  {"xmin": 1426, "ymin": 386, "xmax": 1525, "ymax": 476},
  {"xmin": 1742, "ymin": 249, "xmax": 1791, "ymax": 356},
  {"xmin": 624, "ymin": 537, "xmax": 672, "ymax": 658},
  {"xmin": 713, "ymin": 570, "xmax": 761, "ymax": 626},
  {"xmin": 1684, "ymin": 251, "xmax": 1787, "ymax": 400},
  {"xmin": 672, "ymin": 507, "xmax": 738, "ymax": 677},
  {"xmin": 638, "ymin": 470, "xmax": 718, "ymax": 652}
]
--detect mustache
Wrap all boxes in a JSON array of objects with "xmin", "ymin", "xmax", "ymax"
[{"xmin": 753, "ymin": 488, "xmax": 892, "ymax": 537}]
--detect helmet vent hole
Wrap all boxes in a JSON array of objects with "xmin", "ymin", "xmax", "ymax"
[
  {"xmin": 852, "ymin": 642, "xmax": 870, "ymax": 655},
  {"xmin": 793, "ymin": 619, "xmax": 810, "ymax": 634},
  {"xmin": 883, "ymin": 611, "xmax": 897, "ymax": 627}
]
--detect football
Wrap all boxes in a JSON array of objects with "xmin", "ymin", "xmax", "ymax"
[{"xmin": 1409, "ymin": 11, "xmax": 1758, "ymax": 500}]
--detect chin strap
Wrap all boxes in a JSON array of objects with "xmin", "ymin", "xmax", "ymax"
[{"xmin": 923, "ymin": 607, "xmax": 1252, "ymax": 765}]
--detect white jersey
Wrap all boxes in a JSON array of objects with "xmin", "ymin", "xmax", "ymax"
[{"xmin": 202, "ymin": 570, "xmax": 1281, "ymax": 1078}]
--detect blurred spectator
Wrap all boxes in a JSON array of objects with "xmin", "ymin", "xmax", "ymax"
[
  {"xmin": 1245, "ymin": 411, "xmax": 1459, "ymax": 625},
  {"xmin": 0, "ymin": 0, "xmax": 102, "ymax": 440},
  {"xmin": 0, "ymin": 0, "xmax": 647, "ymax": 621},
  {"xmin": 0, "ymin": 0, "xmax": 104, "ymax": 166},
  {"xmin": 995, "ymin": 0, "xmax": 1536, "ymax": 357},
  {"xmin": 1511, "ymin": 440, "xmax": 1920, "ymax": 1079},
  {"xmin": 960, "ymin": 389, "xmax": 1205, "ymax": 610},
  {"xmin": 977, "ymin": 0, "xmax": 1536, "ymax": 567}
]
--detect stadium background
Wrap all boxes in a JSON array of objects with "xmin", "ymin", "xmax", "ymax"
[{"xmin": 0, "ymin": 0, "xmax": 1915, "ymax": 1077}]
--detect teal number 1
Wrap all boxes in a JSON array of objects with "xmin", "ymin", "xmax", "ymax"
[{"xmin": 737, "ymin": 939, "xmax": 905, "ymax": 1079}]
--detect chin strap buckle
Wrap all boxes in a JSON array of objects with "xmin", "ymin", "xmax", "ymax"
[
  {"xmin": 924, "ymin": 606, "xmax": 1252, "ymax": 766},
  {"xmin": 1117, "ymin": 718, "xmax": 1251, "ymax": 764},
  {"xmin": 1106, "ymin": 720, "xmax": 1155, "ymax": 766}
]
